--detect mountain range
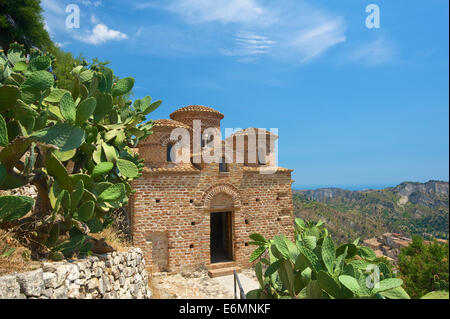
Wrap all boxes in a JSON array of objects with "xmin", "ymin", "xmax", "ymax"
[{"xmin": 293, "ymin": 180, "xmax": 449, "ymax": 244}]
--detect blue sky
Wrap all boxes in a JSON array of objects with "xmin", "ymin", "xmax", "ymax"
[{"xmin": 41, "ymin": 0, "xmax": 449, "ymax": 189}]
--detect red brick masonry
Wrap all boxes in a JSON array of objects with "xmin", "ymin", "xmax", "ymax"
[{"xmin": 129, "ymin": 105, "xmax": 295, "ymax": 272}]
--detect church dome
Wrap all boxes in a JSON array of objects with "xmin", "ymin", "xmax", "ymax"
[{"xmin": 170, "ymin": 105, "xmax": 224, "ymax": 120}]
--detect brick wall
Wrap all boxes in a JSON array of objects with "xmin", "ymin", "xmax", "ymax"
[{"xmin": 130, "ymin": 163, "xmax": 294, "ymax": 273}]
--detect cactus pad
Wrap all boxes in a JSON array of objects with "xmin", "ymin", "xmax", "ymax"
[
  {"xmin": 116, "ymin": 158, "xmax": 139, "ymax": 178},
  {"xmin": 20, "ymin": 70, "xmax": 54, "ymax": 91},
  {"xmin": 0, "ymin": 195, "xmax": 34, "ymax": 222}
]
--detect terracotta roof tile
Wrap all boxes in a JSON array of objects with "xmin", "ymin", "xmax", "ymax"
[
  {"xmin": 153, "ymin": 119, "xmax": 192, "ymax": 129},
  {"xmin": 243, "ymin": 166, "xmax": 293, "ymax": 173},
  {"xmin": 141, "ymin": 166, "xmax": 291, "ymax": 174},
  {"xmin": 142, "ymin": 166, "xmax": 200, "ymax": 174},
  {"xmin": 170, "ymin": 105, "xmax": 224, "ymax": 119},
  {"xmin": 363, "ymin": 238, "xmax": 382, "ymax": 247}
]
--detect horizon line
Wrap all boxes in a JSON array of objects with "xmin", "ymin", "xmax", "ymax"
[{"xmin": 293, "ymin": 180, "xmax": 449, "ymax": 191}]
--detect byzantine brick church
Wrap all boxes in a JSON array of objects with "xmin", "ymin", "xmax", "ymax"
[{"xmin": 129, "ymin": 105, "xmax": 294, "ymax": 276}]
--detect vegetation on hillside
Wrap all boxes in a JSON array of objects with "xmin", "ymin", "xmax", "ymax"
[
  {"xmin": 247, "ymin": 219, "xmax": 410, "ymax": 299},
  {"xmin": 397, "ymin": 236, "xmax": 449, "ymax": 298},
  {"xmin": 294, "ymin": 181, "xmax": 449, "ymax": 244},
  {"xmin": 293, "ymin": 192, "xmax": 388, "ymax": 244}
]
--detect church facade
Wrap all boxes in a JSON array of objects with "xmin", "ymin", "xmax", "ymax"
[{"xmin": 130, "ymin": 105, "xmax": 294, "ymax": 275}]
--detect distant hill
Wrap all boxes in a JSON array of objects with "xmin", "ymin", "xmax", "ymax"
[{"xmin": 293, "ymin": 180, "xmax": 449, "ymax": 244}]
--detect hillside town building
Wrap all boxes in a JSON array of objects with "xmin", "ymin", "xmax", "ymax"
[
  {"xmin": 129, "ymin": 105, "xmax": 294, "ymax": 276},
  {"xmin": 362, "ymin": 232, "xmax": 449, "ymax": 264}
]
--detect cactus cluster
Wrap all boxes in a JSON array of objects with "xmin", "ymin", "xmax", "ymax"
[
  {"xmin": 0, "ymin": 42, "xmax": 159, "ymax": 259},
  {"xmin": 247, "ymin": 219, "xmax": 411, "ymax": 299}
]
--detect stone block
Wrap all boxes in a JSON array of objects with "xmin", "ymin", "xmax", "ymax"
[
  {"xmin": 52, "ymin": 285, "xmax": 68, "ymax": 299},
  {"xmin": 0, "ymin": 274, "xmax": 21, "ymax": 299},
  {"xmin": 43, "ymin": 272, "xmax": 58, "ymax": 289},
  {"xmin": 16, "ymin": 269, "xmax": 44, "ymax": 297}
]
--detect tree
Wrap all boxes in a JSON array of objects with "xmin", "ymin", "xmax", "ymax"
[
  {"xmin": 0, "ymin": 0, "xmax": 54, "ymax": 52},
  {"xmin": 397, "ymin": 236, "xmax": 449, "ymax": 298},
  {"xmin": 0, "ymin": 0, "xmax": 88, "ymax": 94}
]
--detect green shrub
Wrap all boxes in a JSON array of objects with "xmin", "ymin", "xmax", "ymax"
[
  {"xmin": 0, "ymin": 42, "xmax": 160, "ymax": 259},
  {"xmin": 247, "ymin": 218, "xmax": 410, "ymax": 299},
  {"xmin": 397, "ymin": 236, "xmax": 449, "ymax": 298}
]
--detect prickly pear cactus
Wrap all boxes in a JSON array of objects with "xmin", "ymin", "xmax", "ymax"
[
  {"xmin": 246, "ymin": 219, "xmax": 411, "ymax": 299},
  {"xmin": 0, "ymin": 42, "xmax": 160, "ymax": 259}
]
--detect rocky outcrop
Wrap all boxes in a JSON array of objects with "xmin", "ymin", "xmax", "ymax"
[
  {"xmin": 298, "ymin": 187, "xmax": 359, "ymax": 202},
  {"xmin": 0, "ymin": 248, "xmax": 151, "ymax": 299},
  {"xmin": 295, "ymin": 180, "xmax": 449, "ymax": 241},
  {"xmin": 299, "ymin": 181, "xmax": 449, "ymax": 208},
  {"xmin": 389, "ymin": 180, "xmax": 449, "ymax": 208}
]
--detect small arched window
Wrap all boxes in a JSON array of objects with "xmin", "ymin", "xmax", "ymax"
[
  {"xmin": 219, "ymin": 157, "xmax": 229, "ymax": 172},
  {"xmin": 201, "ymin": 133, "xmax": 214, "ymax": 148},
  {"xmin": 167, "ymin": 143, "xmax": 174, "ymax": 162},
  {"xmin": 257, "ymin": 148, "xmax": 266, "ymax": 165}
]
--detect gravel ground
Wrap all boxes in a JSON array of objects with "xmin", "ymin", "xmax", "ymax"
[{"xmin": 150, "ymin": 267, "xmax": 259, "ymax": 299}]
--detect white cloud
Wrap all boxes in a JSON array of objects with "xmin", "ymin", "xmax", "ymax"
[
  {"xmin": 41, "ymin": 0, "xmax": 67, "ymax": 41},
  {"xmin": 288, "ymin": 18, "xmax": 346, "ymax": 63},
  {"xmin": 55, "ymin": 41, "xmax": 71, "ymax": 48},
  {"xmin": 167, "ymin": 0, "xmax": 269, "ymax": 25},
  {"xmin": 78, "ymin": 0, "xmax": 102, "ymax": 7},
  {"xmin": 221, "ymin": 33, "xmax": 276, "ymax": 58},
  {"xmin": 75, "ymin": 24, "xmax": 128, "ymax": 45},
  {"xmin": 348, "ymin": 38, "xmax": 396, "ymax": 66},
  {"xmin": 41, "ymin": 0, "xmax": 127, "ymax": 46},
  {"xmin": 132, "ymin": 27, "xmax": 144, "ymax": 40},
  {"xmin": 156, "ymin": 0, "xmax": 346, "ymax": 63},
  {"xmin": 133, "ymin": 2, "xmax": 159, "ymax": 10},
  {"xmin": 41, "ymin": 0, "xmax": 65, "ymax": 14},
  {"xmin": 44, "ymin": 20, "xmax": 52, "ymax": 34},
  {"xmin": 90, "ymin": 14, "xmax": 99, "ymax": 24}
]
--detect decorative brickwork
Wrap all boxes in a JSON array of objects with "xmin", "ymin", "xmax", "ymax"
[
  {"xmin": 129, "ymin": 105, "xmax": 294, "ymax": 273},
  {"xmin": 203, "ymin": 184, "xmax": 241, "ymax": 208}
]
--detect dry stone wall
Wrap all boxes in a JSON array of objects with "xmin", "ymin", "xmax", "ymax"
[{"xmin": 0, "ymin": 248, "xmax": 151, "ymax": 299}]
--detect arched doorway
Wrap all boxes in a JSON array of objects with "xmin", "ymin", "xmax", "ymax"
[
  {"xmin": 202, "ymin": 184, "xmax": 241, "ymax": 265},
  {"xmin": 210, "ymin": 211, "xmax": 232, "ymax": 263},
  {"xmin": 209, "ymin": 193, "xmax": 234, "ymax": 263}
]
